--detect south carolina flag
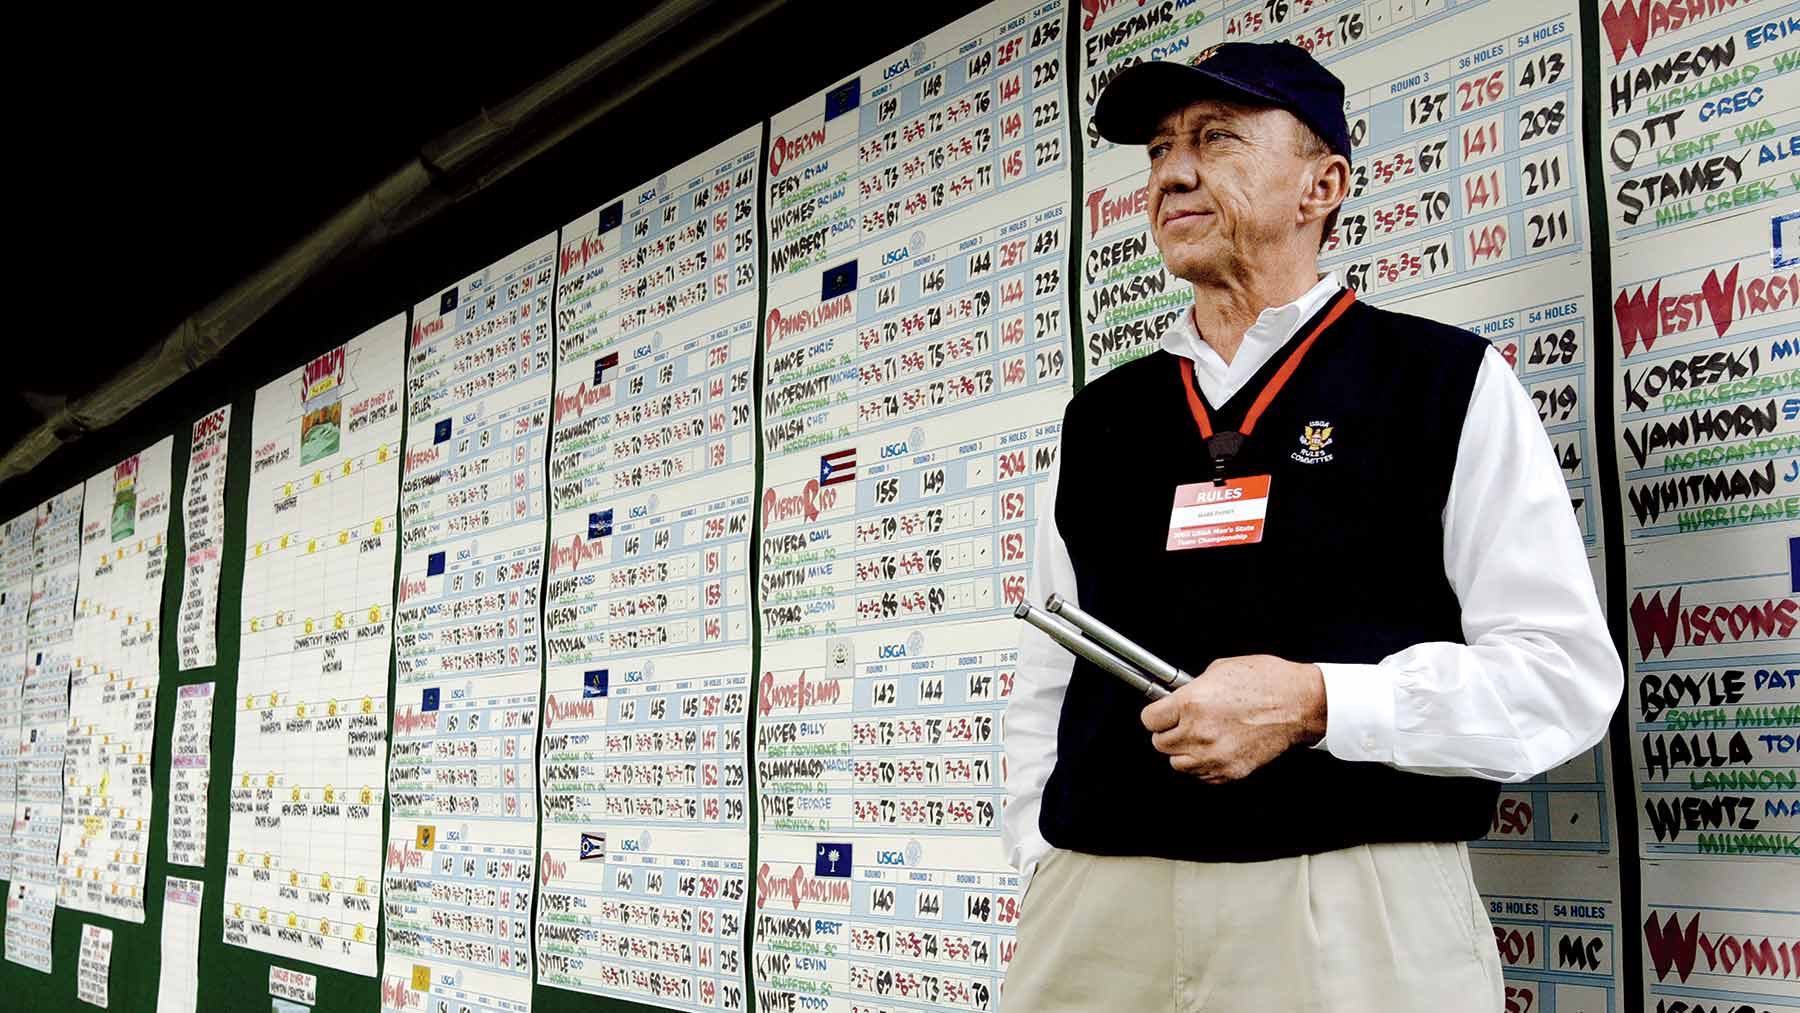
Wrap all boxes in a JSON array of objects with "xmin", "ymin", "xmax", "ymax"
[{"xmin": 820, "ymin": 448, "xmax": 855, "ymax": 486}]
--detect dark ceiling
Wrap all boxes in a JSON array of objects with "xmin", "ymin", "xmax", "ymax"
[{"xmin": 4, "ymin": 1, "xmax": 980, "ymax": 511}]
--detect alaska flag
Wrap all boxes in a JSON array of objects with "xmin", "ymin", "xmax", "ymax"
[
  {"xmin": 439, "ymin": 288, "xmax": 458, "ymax": 314},
  {"xmin": 427, "ymin": 551, "xmax": 446, "ymax": 577},
  {"xmin": 579, "ymin": 832, "xmax": 606, "ymax": 861},
  {"xmin": 822, "ymin": 260, "xmax": 858, "ymax": 300},
  {"xmin": 815, "ymin": 842, "xmax": 852, "ymax": 877},
  {"xmin": 825, "ymin": 78, "xmax": 861, "ymax": 121},
  {"xmin": 598, "ymin": 200, "xmax": 624, "ymax": 235},
  {"xmin": 434, "ymin": 418, "xmax": 452, "ymax": 444},
  {"xmin": 422, "ymin": 688, "xmax": 440, "ymax": 712},
  {"xmin": 589, "ymin": 509, "xmax": 613, "ymax": 539},
  {"xmin": 594, "ymin": 351, "xmax": 620, "ymax": 386},
  {"xmin": 582, "ymin": 669, "xmax": 609, "ymax": 698}
]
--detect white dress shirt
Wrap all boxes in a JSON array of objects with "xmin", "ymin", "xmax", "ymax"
[{"xmin": 1002, "ymin": 273, "xmax": 1622, "ymax": 882}]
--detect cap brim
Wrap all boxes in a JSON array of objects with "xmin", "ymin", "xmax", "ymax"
[{"xmin": 1092, "ymin": 61, "xmax": 1286, "ymax": 146}]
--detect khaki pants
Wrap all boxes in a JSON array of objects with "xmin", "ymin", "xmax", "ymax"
[{"xmin": 1004, "ymin": 842, "xmax": 1503, "ymax": 1012}]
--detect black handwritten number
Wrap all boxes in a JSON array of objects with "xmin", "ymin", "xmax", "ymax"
[
  {"xmin": 1407, "ymin": 91, "xmax": 1447, "ymax": 128},
  {"xmin": 1033, "ymin": 97, "xmax": 1060, "ymax": 129},
  {"xmin": 1557, "ymin": 441, "xmax": 1582, "ymax": 474},
  {"xmin": 1349, "ymin": 164, "xmax": 1369, "ymax": 199},
  {"xmin": 1533, "ymin": 384, "xmax": 1577, "ymax": 422},
  {"xmin": 1522, "ymin": 154, "xmax": 1564, "ymax": 196},
  {"xmin": 1033, "ymin": 57, "xmax": 1061, "ymax": 89},
  {"xmin": 1338, "ymin": 11, "xmax": 1364, "ymax": 43},
  {"xmin": 1423, "ymin": 188, "xmax": 1452, "ymax": 224},
  {"xmin": 1519, "ymin": 100, "xmax": 1566, "ymax": 142},
  {"xmin": 1034, "ymin": 136, "xmax": 1062, "ymax": 169},
  {"xmin": 1338, "ymin": 213, "xmax": 1369, "ymax": 248},
  {"xmin": 1033, "ymin": 266, "xmax": 1060, "ymax": 297},
  {"xmin": 1348, "ymin": 116, "xmax": 1368, "ymax": 149},
  {"xmin": 875, "ymin": 477, "xmax": 900, "ymax": 505},
  {"xmin": 1344, "ymin": 261, "xmax": 1371, "ymax": 292},
  {"xmin": 634, "ymin": 218, "xmax": 649, "ymax": 240},
  {"xmin": 1265, "ymin": 0, "xmax": 1289, "ymax": 23},
  {"xmin": 1518, "ymin": 51, "xmax": 1565, "ymax": 91},
  {"xmin": 1417, "ymin": 139, "xmax": 1447, "ymax": 174},
  {"xmin": 1528, "ymin": 209, "xmax": 1570, "ymax": 249},
  {"xmin": 1528, "ymin": 329, "xmax": 1577, "ymax": 366}
]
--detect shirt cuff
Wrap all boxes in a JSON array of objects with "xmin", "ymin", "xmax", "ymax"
[{"xmin": 1315, "ymin": 662, "xmax": 1396, "ymax": 763}]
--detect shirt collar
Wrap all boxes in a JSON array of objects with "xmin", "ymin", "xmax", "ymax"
[{"xmin": 1158, "ymin": 273, "xmax": 1343, "ymax": 395}]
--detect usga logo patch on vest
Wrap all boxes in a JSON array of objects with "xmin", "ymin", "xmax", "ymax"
[{"xmin": 1292, "ymin": 420, "xmax": 1334, "ymax": 464}]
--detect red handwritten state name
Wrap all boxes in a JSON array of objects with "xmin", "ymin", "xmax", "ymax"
[
  {"xmin": 405, "ymin": 444, "xmax": 442, "ymax": 476},
  {"xmin": 769, "ymin": 125, "xmax": 828, "ymax": 177},
  {"xmin": 550, "ymin": 535, "xmax": 606, "ymax": 574},
  {"xmin": 759, "ymin": 670, "xmax": 842, "ymax": 716},
  {"xmin": 554, "ymin": 382, "xmax": 611, "ymax": 422},
  {"xmin": 412, "ymin": 315, "xmax": 445, "ymax": 347},
  {"xmin": 380, "ymin": 976, "xmax": 424, "ymax": 1009},
  {"xmin": 1629, "ymin": 587, "xmax": 1800, "ymax": 660},
  {"xmin": 756, "ymin": 863, "xmax": 852, "ymax": 910},
  {"xmin": 766, "ymin": 295, "xmax": 854, "ymax": 349},
  {"xmin": 1613, "ymin": 264, "xmax": 1800, "ymax": 355},
  {"xmin": 392, "ymin": 707, "xmax": 438, "ymax": 736},
  {"xmin": 539, "ymin": 849, "xmax": 567, "ymax": 885},
  {"xmin": 1086, "ymin": 183, "xmax": 1150, "ymax": 239},
  {"xmin": 399, "ymin": 576, "xmax": 430, "ymax": 603},
  {"xmin": 544, "ymin": 695, "xmax": 596, "ymax": 729},
  {"xmin": 1644, "ymin": 909, "xmax": 1800, "ymax": 983},
  {"xmin": 385, "ymin": 840, "xmax": 426, "ymax": 872},
  {"xmin": 1600, "ymin": 0, "xmax": 1750, "ymax": 64},
  {"xmin": 560, "ymin": 233, "xmax": 605, "ymax": 277},
  {"xmin": 763, "ymin": 479, "xmax": 837, "ymax": 527},
  {"xmin": 1080, "ymin": 0, "xmax": 1143, "ymax": 30}
]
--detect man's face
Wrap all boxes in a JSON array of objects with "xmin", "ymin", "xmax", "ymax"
[{"xmin": 1145, "ymin": 100, "xmax": 1313, "ymax": 283}]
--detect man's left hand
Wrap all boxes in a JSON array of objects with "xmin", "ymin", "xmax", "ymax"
[{"xmin": 1139, "ymin": 655, "xmax": 1328, "ymax": 783}]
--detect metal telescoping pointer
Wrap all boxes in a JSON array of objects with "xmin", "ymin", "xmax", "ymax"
[
  {"xmin": 1013, "ymin": 603, "xmax": 1170, "ymax": 701},
  {"xmin": 1043, "ymin": 593, "xmax": 1194, "ymax": 689}
]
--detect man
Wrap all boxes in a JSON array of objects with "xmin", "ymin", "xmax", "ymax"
[{"xmin": 1002, "ymin": 42, "xmax": 1621, "ymax": 1011}]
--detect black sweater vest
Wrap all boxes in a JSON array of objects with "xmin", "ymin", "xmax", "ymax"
[{"xmin": 1039, "ymin": 296, "xmax": 1501, "ymax": 862}]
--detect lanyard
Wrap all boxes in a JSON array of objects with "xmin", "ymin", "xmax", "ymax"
[{"xmin": 1178, "ymin": 287, "xmax": 1356, "ymax": 484}]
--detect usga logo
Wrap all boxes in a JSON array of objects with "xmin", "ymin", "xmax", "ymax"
[{"xmin": 1291, "ymin": 420, "xmax": 1335, "ymax": 464}]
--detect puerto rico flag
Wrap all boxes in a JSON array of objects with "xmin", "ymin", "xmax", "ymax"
[{"xmin": 820, "ymin": 448, "xmax": 855, "ymax": 487}]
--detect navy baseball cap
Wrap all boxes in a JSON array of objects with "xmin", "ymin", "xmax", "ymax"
[{"xmin": 1092, "ymin": 41, "xmax": 1351, "ymax": 160}]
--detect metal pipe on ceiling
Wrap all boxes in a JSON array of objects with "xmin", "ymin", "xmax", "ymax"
[{"xmin": 0, "ymin": 0, "xmax": 783, "ymax": 484}]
